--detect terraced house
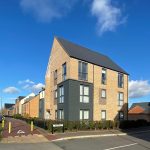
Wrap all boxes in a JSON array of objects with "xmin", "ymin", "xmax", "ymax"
[{"xmin": 45, "ymin": 37, "xmax": 129, "ymax": 121}]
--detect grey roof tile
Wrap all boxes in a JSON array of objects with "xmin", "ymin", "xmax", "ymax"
[{"xmin": 56, "ymin": 37, "xmax": 128, "ymax": 75}]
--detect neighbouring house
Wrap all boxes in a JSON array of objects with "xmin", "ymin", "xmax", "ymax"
[
  {"xmin": 128, "ymin": 102, "xmax": 150, "ymax": 122},
  {"xmin": 15, "ymin": 96, "xmax": 25, "ymax": 114},
  {"xmin": 22, "ymin": 94, "xmax": 40, "ymax": 118},
  {"xmin": 39, "ymin": 89, "xmax": 50, "ymax": 119},
  {"xmin": 4, "ymin": 103, "xmax": 15, "ymax": 116},
  {"xmin": 19, "ymin": 93, "xmax": 35, "ymax": 115},
  {"xmin": 45, "ymin": 37, "xmax": 129, "ymax": 121}
]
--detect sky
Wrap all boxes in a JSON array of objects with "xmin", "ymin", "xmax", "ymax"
[{"xmin": 0, "ymin": 0, "xmax": 150, "ymax": 108}]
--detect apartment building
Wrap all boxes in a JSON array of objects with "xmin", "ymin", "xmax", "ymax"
[{"xmin": 45, "ymin": 37, "xmax": 129, "ymax": 121}]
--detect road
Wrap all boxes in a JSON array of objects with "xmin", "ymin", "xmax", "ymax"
[
  {"xmin": 54, "ymin": 131, "xmax": 150, "ymax": 150},
  {"xmin": 0, "ymin": 130, "xmax": 150, "ymax": 150}
]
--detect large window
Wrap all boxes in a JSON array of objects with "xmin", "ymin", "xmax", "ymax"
[
  {"xmin": 59, "ymin": 86, "xmax": 64, "ymax": 103},
  {"xmin": 80, "ymin": 85, "xmax": 89, "ymax": 103},
  {"xmin": 59, "ymin": 109, "xmax": 64, "ymax": 120},
  {"xmin": 118, "ymin": 73, "xmax": 124, "ymax": 88},
  {"xmin": 101, "ymin": 89, "xmax": 106, "ymax": 99},
  {"xmin": 62, "ymin": 63, "xmax": 67, "ymax": 81},
  {"xmin": 78, "ymin": 61, "xmax": 88, "ymax": 81},
  {"xmin": 80, "ymin": 110, "xmax": 89, "ymax": 120},
  {"xmin": 101, "ymin": 68, "xmax": 107, "ymax": 85},
  {"xmin": 118, "ymin": 92, "xmax": 124, "ymax": 106},
  {"xmin": 54, "ymin": 70, "xmax": 57, "ymax": 85},
  {"xmin": 101, "ymin": 110, "xmax": 106, "ymax": 120}
]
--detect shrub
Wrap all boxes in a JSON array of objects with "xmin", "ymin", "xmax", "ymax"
[{"xmin": 13, "ymin": 114, "xmax": 22, "ymax": 119}]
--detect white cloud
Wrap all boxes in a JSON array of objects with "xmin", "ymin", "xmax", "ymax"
[
  {"xmin": 20, "ymin": 0, "xmax": 77, "ymax": 22},
  {"xmin": 91, "ymin": 0, "xmax": 126, "ymax": 35},
  {"xmin": 3, "ymin": 87, "xmax": 20, "ymax": 94},
  {"xmin": 31, "ymin": 83, "xmax": 45, "ymax": 92},
  {"xmin": 129, "ymin": 80, "xmax": 150, "ymax": 98},
  {"xmin": 22, "ymin": 83, "xmax": 45, "ymax": 92},
  {"xmin": 18, "ymin": 79, "xmax": 34, "ymax": 84}
]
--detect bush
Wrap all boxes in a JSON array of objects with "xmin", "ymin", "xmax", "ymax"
[{"xmin": 13, "ymin": 114, "xmax": 22, "ymax": 119}]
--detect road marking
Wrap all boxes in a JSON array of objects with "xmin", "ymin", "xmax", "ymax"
[
  {"xmin": 104, "ymin": 143, "xmax": 138, "ymax": 150},
  {"xmin": 17, "ymin": 130, "xmax": 25, "ymax": 134}
]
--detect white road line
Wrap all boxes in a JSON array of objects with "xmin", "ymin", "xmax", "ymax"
[{"xmin": 104, "ymin": 143, "xmax": 138, "ymax": 150}]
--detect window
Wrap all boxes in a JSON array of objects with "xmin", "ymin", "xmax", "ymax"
[
  {"xmin": 118, "ymin": 73, "xmax": 124, "ymax": 88},
  {"xmin": 54, "ymin": 70, "xmax": 57, "ymax": 85},
  {"xmin": 80, "ymin": 85, "xmax": 89, "ymax": 103},
  {"xmin": 59, "ymin": 86, "xmax": 64, "ymax": 103},
  {"xmin": 101, "ymin": 68, "xmax": 107, "ymax": 85},
  {"xmin": 78, "ymin": 61, "xmax": 88, "ymax": 81},
  {"xmin": 55, "ymin": 110, "xmax": 57, "ymax": 120},
  {"xmin": 118, "ymin": 92, "xmax": 124, "ymax": 106},
  {"xmin": 119, "ymin": 111, "xmax": 124, "ymax": 120},
  {"xmin": 62, "ymin": 63, "xmax": 67, "ymax": 81},
  {"xmin": 80, "ymin": 110, "xmax": 89, "ymax": 120},
  {"xmin": 59, "ymin": 109, "xmax": 64, "ymax": 120},
  {"xmin": 54, "ymin": 90, "xmax": 57, "ymax": 99},
  {"xmin": 101, "ymin": 110, "xmax": 106, "ymax": 120},
  {"xmin": 101, "ymin": 89, "xmax": 106, "ymax": 99}
]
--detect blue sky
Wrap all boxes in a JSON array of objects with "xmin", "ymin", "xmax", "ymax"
[{"xmin": 0, "ymin": 0, "xmax": 150, "ymax": 107}]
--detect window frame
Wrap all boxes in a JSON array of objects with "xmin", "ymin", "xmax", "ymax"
[
  {"xmin": 59, "ymin": 86, "xmax": 64, "ymax": 103},
  {"xmin": 62, "ymin": 62, "xmax": 67, "ymax": 81},
  {"xmin": 101, "ymin": 68, "xmax": 107, "ymax": 85},
  {"xmin": 80, "ymin": 109, "xmax": 89, "ymax": 120},
  {"xmin": 59, "ymin": 109, "xmax": 64, "ymax": 120},
  {"xmin": 54, "ymin": 70, "xmax": 57, "ymax": 85},
  {"xmin": 78, "ymin": 61, "xmax": 88, "ymax": 81},
  {"xmin": 80, "ymin": 85, "xmax": 89, "ymax": 103},
  {"xmin": 118, "ymin": 73, "xmax": 124, "ymax": 88},
  {"xmin": 118, "ymin": 92, "xmax": 124, "ymax": 106},
  {"xmin": 101, "ymin": 89, "xmax": 106, "ymax": 99},
  {"xmin": 101, "ymin": 110, "xmax": 106, "ymax": 120}
]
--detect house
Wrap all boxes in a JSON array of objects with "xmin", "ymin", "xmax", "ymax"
[
  {"xmin": 15, "ymin": 96, "xmax": 25, "ymax": 114},
  {"xmin": 4, "ymin": 103, "xmax": 15, "ymax": 116},
  {"xmin": 22, "ymin": 94, "xmax": 39, "ymax": 118},
  {"xmin": 45, "ymin": 37, "xmax": 129, "ymax": 121},
  {"xmin": 39, "ymin": 89, "xmax": 50, "ymax": 119},
  {"xmin": 18, "ymin": 93, "xmax": 35, "ymax": 115},
  {"xmin": 128, "ymin": 102, "xmax": 150, "ymax": 122}
]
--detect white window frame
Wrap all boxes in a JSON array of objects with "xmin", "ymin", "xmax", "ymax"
[
  {"xmin": 80, "ymin": 85, "xmax": 89, "ymax": 103},
  {"xmin": 80, "ymin": 110, "xmax": 89, "ymax": 120},
  {"xmin": 59, "ymin": 86, "xmax": 64, "ymax": 103},
  {"xmin": 118, "ymin": 92, "xmax": 124, "ymax": 106},
  {"xmin": 101, "ymin": 89, "xmax": 106, "ymax": 99},
  {"xmin": 59, "ymin": 109, "xmax": 64, "ymax": 120},
  {"xmin": 101, "ymin": 110, "xmax": 106, "ymax": 120}
]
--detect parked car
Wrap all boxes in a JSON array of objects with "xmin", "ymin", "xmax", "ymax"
[{"xmin": 0, "ymin": 115, "xmax": 4, "ymax": 123}]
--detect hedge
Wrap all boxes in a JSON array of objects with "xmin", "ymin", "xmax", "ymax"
[{"xmin": 13, "ymin": 114, "xmax": 149, "ymax": 132}]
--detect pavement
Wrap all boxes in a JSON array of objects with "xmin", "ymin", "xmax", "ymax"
[{"xmin": 1, "ymin": 117, "xmax": 57, "ymax": 143}]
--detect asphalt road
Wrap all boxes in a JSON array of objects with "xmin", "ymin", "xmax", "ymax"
[
  {"xmin": 54, "ymin": 131, "xmax": 150, "ymax": 150},
  {"xmin": 0, "ymin": 129, "xmax": 150, "ymax": 150}
]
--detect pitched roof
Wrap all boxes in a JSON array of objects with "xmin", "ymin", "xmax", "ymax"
[
  {"xmin": 130, "ymin": 102, "xmax": 150, "ymax": 114},
  {"xmin": 128, "ymin": 105, "xmax": 145, "ymax": 114},
  {"xmin": 56, "ymin": 37, "xmax": 128, "ymax": 75},
  {"xmin": 4, "ymin": 103, "xmax": 14, "ymax": 109}
]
